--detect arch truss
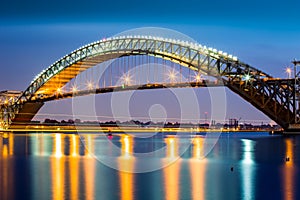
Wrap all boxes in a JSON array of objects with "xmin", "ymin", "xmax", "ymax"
[{"xmin": 0, "ymin": 35, "xmax": 299, "ymax": 130}]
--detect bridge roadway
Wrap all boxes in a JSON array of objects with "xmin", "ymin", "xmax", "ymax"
[{"xmin": 33, "ymin": 81, "xmax": 223, "ymax": 102}]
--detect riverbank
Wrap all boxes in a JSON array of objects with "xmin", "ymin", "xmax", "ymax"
[{"xmin": 0, "ymin": 124, "xmax": 276, "ymax": 133}]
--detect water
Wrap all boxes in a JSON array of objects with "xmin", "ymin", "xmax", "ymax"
[{"xmin": 0, "ymin": 132, "xmax": 299, "ymax": 200}]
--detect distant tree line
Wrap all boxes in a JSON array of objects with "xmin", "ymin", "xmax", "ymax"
[{"xmin": 40, "ymin": 118, "xmax": 280, "ymax": 130}]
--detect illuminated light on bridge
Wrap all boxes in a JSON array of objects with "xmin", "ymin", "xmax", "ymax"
[
  {"xmin": 286, "ymin": 67, "xmax": 292, "ymax": 79},
  {"xmin": 56, "ymin": 88, "xmax": 62, "ymax": 94},
  {"xmin": 243, "ymin": 74, "xmax": 251, "ymax": 81},
  {"xmin": 121, "ymin": 73, "xmax": 133, "ymax": 86},
  {"xmin": 167, "ymin": 69, "xmax": 178, "ymax": 83},
  {"xmin": 72, "ymin": 85, "xmax": 78, "ymax": 93},
  {"xmin": 86, "ymin": 81, "xmax": 94, "ymax": 90},
  {"xmin": 192, "ymin": 72, "xmax": 202, "ymax": 82}
]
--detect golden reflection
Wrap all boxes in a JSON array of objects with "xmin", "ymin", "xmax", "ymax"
[
  {"xmin": 1, "ymin": 136, "xmax": 13, "ymax": 200},
  {"xmin": 2, "ymin": 143, "xmax": 8, "ymax": 157},
  {"xmin": 82, "ymin": 134, "xmax": 94, "ymax": 157},
  {"xmin": 192, "ymin": 137, "xmax": 205, "ymax": 159},
  {"xmin": 71, "ymin": 134, "xmax": 79, "ymax": 157},
  {"xmin": 190, "ymin": 137, "xmax": 206, "ymax": 200},
  {"xmin": 164, "ymin": 137, "xmax": 181, "ymax": 200},
  {"xmin": 39, "ymin": 135, "xmax": 45, "ymax": 156},
  {"xmin": 84, "ymin": 136, "xmax": 96, "ymax": 200},
  {"xmin": 118, "ymin": 135, "xmax": 135, "ymax": 200},
  {"xmin": 283, "ymin": 138, "xmax": 294, "ymax": 200},
  {"xmin": 2, "ymin": 132, "xmax": 8, "ymax": 139},
  {"xmin": 165, "ymin": 137, "xmax": 178, "ymax": 158},
  {"xmin": 1, "ymin": 133, "xmax": 13, "ymax": 157},
  {"xmin": 69, "ymin": 135, "xmax": 79, "ymax": 200},
  {"xmin": 83, "ymin": 152, "xmax": 96, "ymax": 200},
  {"xmin": 9, "ymin": 134, "xmax": 13, "ymax": 155},
  {"xmin": 54, "ymin": 134, "xmax": 63, "ymax": 158},
  {"xmin": 51, "ymin": 134, "xmax": 65, "ymax": 200}
]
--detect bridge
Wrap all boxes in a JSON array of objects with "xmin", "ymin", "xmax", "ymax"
[{"xmin": 0, "ymin": 35, "xmax": 299, "ymax": 131}]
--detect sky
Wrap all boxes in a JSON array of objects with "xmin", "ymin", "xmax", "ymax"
[{"xmin": 0, "ymin": 0, "xmax": 300, "ymax": 124}]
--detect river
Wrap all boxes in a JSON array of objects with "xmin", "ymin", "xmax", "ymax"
[{"xmin": 0, "ymin": 132, "xmax": 299, "ymax": 200}]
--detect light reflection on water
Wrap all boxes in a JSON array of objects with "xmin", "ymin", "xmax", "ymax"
[
  {"xmin": 164, "ymin": 137, "xmax": 181, "ymax": 200},
  {"xmin": 240, "ymin": 139, "xmax": 256, "ymax": 200},
  {"xmin": 189, "ymin": 137, "xmax": 206, "ymax": 200},
  {"xmin": 119, "ymin": 135, "xmax": 135, "ymax": 200},
  {"xmin": 283, "ymin": 138, "xmax": 294, "ymax": 200},
  {"xmin": 0, "ymin": 132, "xmax": 299, "ymax": 200}
]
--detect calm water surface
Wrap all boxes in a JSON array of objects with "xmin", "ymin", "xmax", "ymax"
[{"xmin": 0, "ymin": 132, "xmax": 299, "ymax": 200}]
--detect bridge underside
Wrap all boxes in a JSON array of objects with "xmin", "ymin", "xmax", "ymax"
[
  {"xmin": 10, "ymin": 80, "xmax": 296, "ymax": 132},
  {"xmin": 11, "ymin": 82, "xmax": 223, "ymax": 125},
  {"xmin": 12, "ymin": 102, "xmax": 44, "ymax": 126}
]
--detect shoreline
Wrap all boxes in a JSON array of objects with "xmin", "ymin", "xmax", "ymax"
[{"xmin": 0, "ymin": 125, "xmax": 276, "ymax": 133}]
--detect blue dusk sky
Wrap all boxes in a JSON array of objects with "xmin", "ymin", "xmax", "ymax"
[{"xmin": 0, "ymin": 0, "xmax": 300, "ymax": 124}]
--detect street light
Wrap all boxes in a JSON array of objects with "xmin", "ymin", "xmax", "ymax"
[
  {"xmin": 286, "ymin": 67, "xmax": 292, "ymax": 79},
  {"xmin": 121, "ymin": 73, "xmax": 132, "ymax": 86},
  {"xmin": 242, "ymin": 73, "xmax": 251, "ymax": 82},
  {"xmin": 56, "ymin": 88, "xmax": 62, "ymax": 94},
  {"xmin": 192, "ymin": 72, "xmax": 202, "ymax": 82},
  {"xmin": 167, "ymin": 69, "xmax": 178, "ymax": 83},
  {"xmin": 72, "ymin": 85, "xmax": 78, "ymax": 93},
  {"xmin": 86, "ymin": 81, "xmax": 94, "ymax": 90}
]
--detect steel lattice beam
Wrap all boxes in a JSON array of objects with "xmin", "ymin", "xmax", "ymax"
[{"xmin": 0, "ymin": 35, "xmax": 298, "ymax": 130}]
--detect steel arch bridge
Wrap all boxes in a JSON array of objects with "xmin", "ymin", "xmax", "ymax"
[{"xmin": 0, "ymin": 35, "xmax": 299, "ymax": 131}]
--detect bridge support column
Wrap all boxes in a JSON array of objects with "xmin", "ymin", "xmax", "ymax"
[{"xmin": 284, "ymin": 124, "xmax": 300, "ymax": 134}]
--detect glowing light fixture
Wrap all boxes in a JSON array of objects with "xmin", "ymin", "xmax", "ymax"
[
  {"xmin": 86, "ymin": 81, "xmax": 94, "ymax": 90},
  {"xmin": 243, "ymin": 74, "xmax": 251, "ymax": 82},
  {"xmin": 195, "ymin": 73, "xmax": 202, "ymax": 82},
  {"xmin": 286, "ymin": 67, "xmax": 292, "ymax": 78},
  {"xmin": 121, "ymin": 73, "xmax": 132, "ymax": 85},
  {"xmin": 167, "ymin": 69, "xmax": 178, "ymax": 82},
  {"xmin": 72, "ymin": 85, "xmax": 78, "ymax": 93}
]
